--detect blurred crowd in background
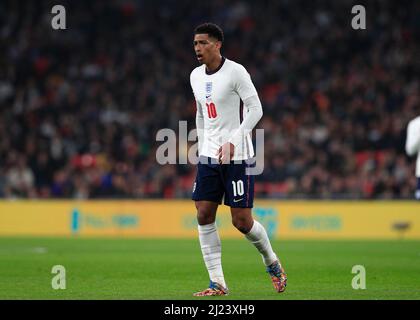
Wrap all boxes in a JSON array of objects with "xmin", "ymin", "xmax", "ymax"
[{"xmin": 1, "ymin": 0, "xmax": 419, "ymax": 199}]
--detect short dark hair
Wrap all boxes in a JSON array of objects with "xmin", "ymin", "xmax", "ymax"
[{"xmin": 194, "ymin": 23, "xmax": 224, "ymax": 43}]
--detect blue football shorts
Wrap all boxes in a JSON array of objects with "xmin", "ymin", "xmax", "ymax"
[{"xmin": 192, "ymin": 156, "xmax": 256, "ymax": 208}]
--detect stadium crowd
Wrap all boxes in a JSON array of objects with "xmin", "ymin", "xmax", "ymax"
[{"xmin": 0, "ymin": 0, "xmax": 419, "ymax": 199}]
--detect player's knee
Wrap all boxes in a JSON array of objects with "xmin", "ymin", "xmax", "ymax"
[
  {"xmin": 197, "ymin": 212, "xmax": 215, "ymax": 225},
  {"xmin": 195, "ymin": 203, "xmax": 216, "ymax": 225},
  {"xmin": 232, "ymin": 216, "xmax": 252, "ymax": 234}
]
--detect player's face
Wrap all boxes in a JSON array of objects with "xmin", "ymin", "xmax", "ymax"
[{"xmin": 193, "ymin": 34, "xmax": 220, "ymax": 65}]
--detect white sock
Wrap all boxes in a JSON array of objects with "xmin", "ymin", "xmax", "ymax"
[
  {"xmin": 198, "ymin": 222, "xmax": 227, "ymax": 288},
  {"xmin": 245, "ymin": 220, "xmax": 278, "ymax": 266}
]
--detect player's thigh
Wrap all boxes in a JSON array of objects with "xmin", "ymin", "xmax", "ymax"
[
  {"xmin": 192, "ymin": 157, "xmax": 225, "ymax": 204},
  {"xmin": 195, "ymin": 200, "xmax": 219, "ymax": 225},
  {"xmin": 223, "ymin": 160, "xmax": 255, "ymax": 208}
]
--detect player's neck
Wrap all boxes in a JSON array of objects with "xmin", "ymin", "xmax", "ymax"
[{"xmin": 205, "ymin": 55, "xmax": 224, "ymax": 74}]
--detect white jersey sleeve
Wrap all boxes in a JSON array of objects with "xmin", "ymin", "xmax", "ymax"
[
  {"xmin": 190, "ymin": 71, "xmax": 204, "ymax": 155},
  {"xmin": 406, "ymin": 116, "xmax": 420, "ymax": 177},
  {"xmin": 195, "ymin": 99, "xmax": 204, "ymax": 155},
  {"xmin": 406, "ymin": 116, "xmax": 420, "ymax": 156},
  {"xmin": 227, "ymin": 65, "xmax": 263, "ymax": 147},
  {"xmin": 232, "ymin": 64, "xmax": 258, "ymax": 101},
  {"xmin": 228, "ymin": 95, "xmax": 263, "ymax": 147}
]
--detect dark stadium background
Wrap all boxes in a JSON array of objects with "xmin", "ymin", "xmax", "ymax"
[
  {"xmin": 0, "ymin": 0, "xmax": 419, "ymax": 200},
  {"xmin": 1, "ymin": 0, "xmax": 420, "ymax": 304}
]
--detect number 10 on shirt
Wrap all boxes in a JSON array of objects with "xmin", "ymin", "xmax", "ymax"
[{"xmin": 206, "ymin": 102, "xmax": 217, "ymax": 118}]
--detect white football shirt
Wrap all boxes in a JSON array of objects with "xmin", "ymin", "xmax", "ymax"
[{"xmin": 190, "ymin": 57, "xmax": 260, "ymax": 161}]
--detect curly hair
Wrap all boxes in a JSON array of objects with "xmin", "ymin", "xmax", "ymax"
[{"xmin": 194, "ymin": 22, "xmax": 224, "ymax": 43}]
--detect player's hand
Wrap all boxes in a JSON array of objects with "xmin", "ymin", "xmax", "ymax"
[{"xmin": 217, "ymin": 142, "xmax": 235, "ymax": 164}]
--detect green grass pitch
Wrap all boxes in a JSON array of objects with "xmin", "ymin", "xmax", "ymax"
[{"xmin": 0, "ymin": 237, "xmax": 419, "ymax": 300}]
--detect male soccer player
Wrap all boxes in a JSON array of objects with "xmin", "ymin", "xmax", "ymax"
[
  {"xmin": 405, "ymin": 115, "xmax": 420, "ymax": 200},
  {"xmin": 190, "ymin": 23, "xmax": 287, "ymax": 296}
]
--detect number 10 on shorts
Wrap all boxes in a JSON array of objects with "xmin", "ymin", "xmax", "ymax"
[{"xmin": 232, "ymin": 180, "xmax": 244, "ymax": 197}]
